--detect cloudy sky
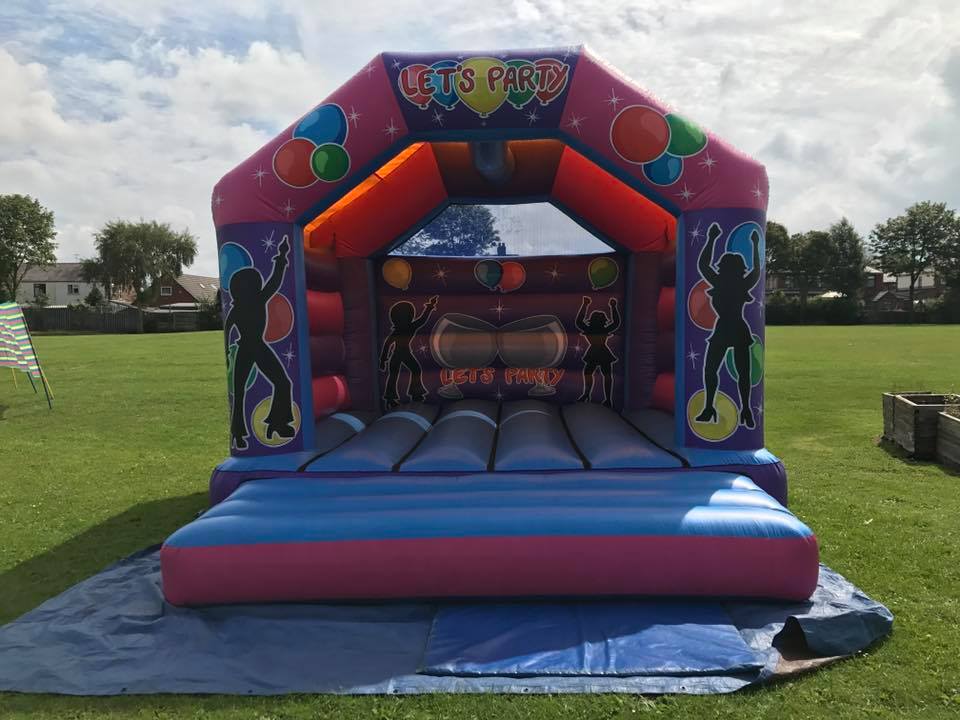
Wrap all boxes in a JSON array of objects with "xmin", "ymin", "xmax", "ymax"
[{"xmin": 1, "ymin": 0, "xmax": 957, "ymax": 273}]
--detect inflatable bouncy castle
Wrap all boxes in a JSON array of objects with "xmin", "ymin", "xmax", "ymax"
[{"xmin": 161, "ymin": 47, "xmax": 820, "ymax": 606}]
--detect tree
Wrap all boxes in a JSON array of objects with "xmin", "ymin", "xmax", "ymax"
[
  {"xmin": 871, "ymin": 202, "xmax": 955, "ymax": 322},
  {"xmin": 81, "ymin": 220, "xmax": 197, "ymax": 304},
  {"xmin": 396, "ymin": 205, "xmax": 501, "ymax": 256},
  {"xmin": 84, "ymin": 285, "xmax": 105, "ymax": 308},
  {"xmin": 0, "ymin": 194, "xmax": 57, "ymax": 302},
  {"xmin": 791, "ymin": 230, "xmax": 834, "ymax": 313},
  {"xmin": 824, "ymin": 218, "xmax": 866, "ymax": 298},
  {"xmin": 764, "ymin": 220, "xmax": 793, "ymax": 274}
]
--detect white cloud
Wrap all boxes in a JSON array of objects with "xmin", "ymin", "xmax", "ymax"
[{"xmin": 0, "ymin": 0, "xmax": 958, "ymax": 274}]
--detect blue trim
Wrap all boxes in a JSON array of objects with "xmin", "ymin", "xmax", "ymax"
[
  {"xmin": 291, "ymin": 224, "xmax": 315, "ymax": 449},
  {"xmin": 674, "ymin": 215, "xmax": 686, "ymax": 449},
  {"xmin": 377, "ymin": 411, "xmax": 434, "ymax": 432},
  {"xmin": 331, "ymin": 412, "xmax": 367, "ymax": 433},
  {"xmin": 434, "ymin": 410, "xmax": 498, "ymax": 428}
]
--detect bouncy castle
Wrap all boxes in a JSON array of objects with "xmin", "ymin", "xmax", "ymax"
[{"xmin": 161, "ymin": 47, "xmax": 820, "ymax": 606}]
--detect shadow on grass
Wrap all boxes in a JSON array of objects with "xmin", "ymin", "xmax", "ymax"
[
  {"xmin": 875, "ymin": 436, "xmax": 960, "ymax": 477},
  {"xmin": 0, "ymin": 492, "xmax": 207, "ymax": 625}
]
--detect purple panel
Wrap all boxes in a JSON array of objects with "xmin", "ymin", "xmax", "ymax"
[
  {"xmin": 678, "ymin": 209, "xmax": 766, "ymax": 450},
  {"xmin": 309, "ymin": 335, "xmax": 346, "ymax": 375},
  {"xmin": 304, "ymin": 249, "xmax": 340, "ymax": 291},
  {"xmin": 625, "ymin": 252, "xmax": 662, "ymax": 409},
  {"xmin": 339, "ymin": 257, "xmax": 377, "ymax": 411},
  {"xmin": 217, "ymin": 222, "xmax": 306, "ymax": 456}
]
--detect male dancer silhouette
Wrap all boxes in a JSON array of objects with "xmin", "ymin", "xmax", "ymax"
[
  {"xmin": 695, "ymin": 222, "xmax": 762, "ymax": 428},
  {"xmin": 379, "ymin": 295, "xmax": 438, "ymax": 408},
  {"xmin": 224, "ymin": 235, "xmax": 294, "ymax": 449},
  {"xmin": 575, "ymin": 295, "xmax": 621, "ymax": 407}
]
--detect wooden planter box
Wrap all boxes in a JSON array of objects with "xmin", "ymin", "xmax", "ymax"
[
  {"xmin": 937, "ymin": 411, "xmax": 960, "ymax": 471},
  {"xmin": 893, "ymin": 393, "xmax": 960, "ymax": 460},
  {"xmin": 882, "ymin": 391, "xmax": 929, "ymax": 441}
]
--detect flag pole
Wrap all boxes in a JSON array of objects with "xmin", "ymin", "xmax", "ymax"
[
  {"xmin": 10, "ymin": 367, "xmax": 17, "ymax": 389},
  {"xmin": 21, "ymin": 314, "xmax": 52, "ymax": 409}
]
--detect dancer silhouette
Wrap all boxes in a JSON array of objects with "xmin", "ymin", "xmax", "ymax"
[
  {"xmin": 379, "ymin": 295, "xmax": 438, "ymax": 409},
  {"xmin": 695, "ymin": 222, "xmax": 761, "ymax": 428},
  {"xmin": 224, "ymin": 235, "xmax": 294, "ymax": 450},
  {"xmin": 575, "ymin": 296, "xmax": 621, "ymax": 408}
]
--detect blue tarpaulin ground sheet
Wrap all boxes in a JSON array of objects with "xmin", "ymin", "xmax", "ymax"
[{"xmin": 0, "ymin": 548, "xmax": 892, "ymax": 696}]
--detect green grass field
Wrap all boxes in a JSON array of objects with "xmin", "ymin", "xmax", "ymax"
[{"xmin": 1, "ymin": 326, "xmax": 959, "ymax": 719}]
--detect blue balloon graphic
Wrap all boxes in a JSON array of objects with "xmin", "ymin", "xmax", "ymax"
[
  {"xmin": 293, "ymin": 104, "xmax": 348, "ymax": 145},
  {"xmin": 726, "ymin": 222, "xmax": 764, "ymax": 271},
  {"xmin": 428, "ymin": 60, "xmax": 460, "ymax": 110},
  {"xmin": 219, "ymin": 243, "xmax": 253, "ymax": 289},
  {"xmin": 642, "ymin": 153, "xmax": 683, "ymax": 186}
]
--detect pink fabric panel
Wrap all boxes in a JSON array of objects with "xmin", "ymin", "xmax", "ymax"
[{"xmin": 161, "ymin": 534, "xmax": 819, "ymax": 606}]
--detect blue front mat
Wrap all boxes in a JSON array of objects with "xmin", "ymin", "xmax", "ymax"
[{"xmin": 0, "ymin": 549, "xmax": 891, "ymax": 696}]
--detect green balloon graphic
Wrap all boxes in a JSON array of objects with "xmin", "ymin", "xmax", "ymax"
[
  {"xmin": 666, "ymin": 113, "xmax": 707, "ymax": 157},
  {"xmin": 725, "ymin": 335, "xmax": 764, "ymax": 386},
  {"xmin": 506, "ymin": 59, "xmax": 537, "ymax": 109},
  {"xmin": 588, "ymin": 256, "xmax": 619, "ymax": 290},
  {"xmin": 474, "ymin": 259, "xmax": 503, "ymax": 290},
  {"xmin": 311, "ymin": 143, "xmax": 350, "ymax": 182}
]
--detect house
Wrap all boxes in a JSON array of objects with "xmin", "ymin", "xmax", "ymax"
[
  {"xmin": 15, "ymin": 263, "xmax": 97, "ymax": 306},
  {"xmin": 143, "ymin": 274, "xmax": 220, "ymax": 309}
]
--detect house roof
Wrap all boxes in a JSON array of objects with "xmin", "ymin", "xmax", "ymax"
[
  {"xmin": 21, "ymin": 263, "xmax": 85, "ymax": 282},
  {"xmin": 175, "ymin": 274, "xmax": 220, "ymax": 303}
]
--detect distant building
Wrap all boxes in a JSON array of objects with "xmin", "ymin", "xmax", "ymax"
[
  {"xmin": 143, "ymin": 274, "xmax": 220, "ymax": 309},
  {"xmin": 15, "ymin": 263, "xmax": 96, "ymax": 306}
]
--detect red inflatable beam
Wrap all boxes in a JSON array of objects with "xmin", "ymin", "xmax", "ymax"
[
  {"xmin": 657, "ymin": 287, "xmax": 675, "ymax": 331},
  {"xmin": 651, "ymin": 372, "xmax": 675, "ymax": 413},
  {"xmin": 312, "ymin": 375, "xmax": 350, "ymax": 417},
  {"xmin": 306, "ymin": 291, "xmax": 344, "ymax": 336}
]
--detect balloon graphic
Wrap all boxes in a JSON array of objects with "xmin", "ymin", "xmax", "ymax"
[
  {"xmin": 252, "ymin": 397, "xmax": 301, "ymax": 447},
  {"xmin": 399, "ymin": 64, "xmax": 433, "ymax": 108},
  {"xmin": 227, "ymin": 342, "xmax": 257, "ymax": 392},
  {"xmin": 294, "ymin": 104, "xmax": 348, "ymax": 146},
  {"xmin": 588, "ymin": 257, "xmax": 619, "ymax": 290},
  {"xmin": 474, "ymin": 259, "xmax": 503, "ymax": 290},
  {"xmin": 688, "ymin": 279, "xmax": 717, "ymax": 330},
  {"xmin": 218, "ymin": 242, "xmax": 253, "ymax": 288},
  {"xmin": 264, "ymin": 294, "xmax": 294, "ymax": 343},
  {"xmin": 533, "ymin": 58, "xmax": 568, "ymax": 105},
  {"xmin": 311, "ymin": 143, "xmax": 350, "ymax": 182},
  {"xmin": 665, "ymin": 113, "xmax": 707, "ymax": 157},
  {"xmin": 610, "ymin": 105, "xmax": 671, "ymax": 164},
  {"xmin": 725, "ymin": 335, "xmax": 764, "ymax": 386},
  {"xmin": 428, "ymin": 60, "xmax": 460, "ymax": 110},
  {"xmin": 382, "ymin": 258, "xmax": 412, "ymax": 290},
  {"xmin": 499, "ymin": 261, "xmax": 526, "ymax": 293},
  {"xmin": 687, "ymin": 390, "xmax": 738, "ymax": 442},
  {"xmin": 456, "ymin": 57, "xmax": 508, "ymax": 117},
  {"xmin": 725, "ymin": 222, "xmax": 764, "ymax": 272},
  {"xmin": 506, "ymin": 59, "xmax": 537, "ymax": 109},
  {"xmin": 643, "ymin": 153, "xmax": 683, "ymax": 186},
  {"xmin": 273, "ymin": 137, "xmax": 318, "ymax": 188}
]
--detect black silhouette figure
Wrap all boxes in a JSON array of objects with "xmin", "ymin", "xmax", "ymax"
[
  {"xmin": 224, "ymin": 235, "xmax": 294, "ymax": 449},
  {"xmin": 379, "ymin": 295, "xmax": 438, "ymax": 409},
  {"xmin": 575, "ymin": 295, "xmax": 621, "ymax": 408},
  {"xmin": 695, "ymin": 222, "xmax": 761, "ymax": 428}
]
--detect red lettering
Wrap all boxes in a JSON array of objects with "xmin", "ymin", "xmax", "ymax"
[
  {"xmin": 435, "ymin": 66, "xmax": 457, "ymax": 94},
  {"xmin": 457, "ymin": 66, "xmax": 475, "ymax": 93},
  {"xmin": 399, "ymin": 66, "xmax": 420, "ymax": 97},
  {"xmin": 548, "ymin": 368, "xmax": 565, "ymax": 386},
  {"xmin": 487, "ymin": 65, "xmax": 505, "ymax": 92},
  {"xmin": 503, "ymin": 65, "xmax": 519, "ymax": 92},
  {"xmin": 453, "ymin": 369, "xmax": 468, "ymax": 384},
  {"xmin": 480, "ymin": 368, "xmax": 495, "ymax": 384},
  {"xmin": 505, "ymin": 368, "xmax": 518, "ymax": 384},
  {"xmin": 440, "ymin": 369, "xmax": 453, "ymax": 385}
]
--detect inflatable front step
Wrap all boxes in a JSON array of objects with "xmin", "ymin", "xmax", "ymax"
[{"xmin": 161, "ymin": 471, "xmax": 819, "ymax": 606}]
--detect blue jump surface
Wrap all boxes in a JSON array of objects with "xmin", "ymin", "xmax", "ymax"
[{"xmin": 0, "ymin": 549, "xmax": 891, "ymax": 695}]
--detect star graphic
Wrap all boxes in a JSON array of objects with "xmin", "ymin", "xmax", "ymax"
[
  {"xmin": 431, "ymin": 109, "xmax": 445, "ymax": 126},
  {"xmin": 751, "ymin": 182, "xmax": 765, "ymax": 201},
  {"xmin": 261, "ymin": 231, "xmax": 276, "ymax": 251},
  {"xmin": 490, "ymin": 300, "xmax": 509, "ymax": 319},
  {"xmin": 566, "ymin": 114, "xmax": 586, "ymax": 134},
  {"xmin": 455, "ymin": 53, "xmax": 464, "ymax": 61},
  {"xmin": 419, "ymin": 343, "xmax": 428, "ymax": 356},
  {"xmin": 281, "ymin": 199, "xmax": 295, "ymax": 218},
  {"xmin": 251, "ymin": 165, "xmax": 267, "ymax": 187},
  {"xmin": 282, "ymin": 347, "xmax": 296, "ymax": 366},
  {"xmin": 561, "ymin": 45, "xmax": 576, "ymax": 61},
  {"xmin": 391, "ymin": 59, "xmax": 401, "ymax": 70},
  {"xmin": 525, "ymin": 108, "xmax": 540, "ymax": 125},
  {"xmin": 383, "ymin": 119, "xmax": 400, "ymax": 139},
  {"xmin": 754, "ymin": 404, "xmax": 764, "ymax": 418},
  {"xmin": 494, "ymin": 386, "xmax": 504, "ymax": 401},
  {"xmin": 363, "ymin": 63, "xmax": 376, "ymax": 78},
  {"xmin": 677, "ymin": 184, "xmax": 695, "ymax": 202},
  {"xmin": 433, "ymin": 264, "xmax": 449, "ymax": 286},
  {"xmin": 212, "ymin": 193, "xmax": 224, "ymax": 209},
  {"xmin": 698, "ymin": 153, "xmax": 716, "ymax": 172},
  {"xmin": 690, "ymin": 221, "xmax": 703, "ymax": 242},
  {"xmin": 605, "ymin": 89, "xmax": 622, "ymax": 111},
  {"xmin": 573, "ymin": 340, "xmax": 583, "ymax": 356},
  {"xmin": 687, "ymin": 346, "xmax": 700, "ymax": 367},
  {"xmin": 545, "ymin": 263, "xmax": 562, "ymax": 282},
  {"xmin": 347, "ymin": 106, "xmax": 361, "ymax": 127}
]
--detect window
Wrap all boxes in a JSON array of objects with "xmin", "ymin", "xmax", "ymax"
[
  {"xmin": 160, "ymin": 286, "xmax": 173, "ymax": 297},
  {"xmin": 33, "ymin": 283, "xmax": 46, "ymax": 299},
  {"xmin": 67, "ymin": 284, "xmax": 80, "ymax": 295}
]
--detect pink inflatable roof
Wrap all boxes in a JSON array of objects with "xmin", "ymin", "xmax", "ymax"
[{"xmin": 211, "ymin": 46, "xmax": 768, "ymax": 230}]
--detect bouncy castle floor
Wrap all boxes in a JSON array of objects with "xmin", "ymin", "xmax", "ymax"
[{"xmin": 0, "ymin": 548, "xmax": 891, "ymax": 695}]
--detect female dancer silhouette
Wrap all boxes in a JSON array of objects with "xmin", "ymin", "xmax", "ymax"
[
  {"xmin": 379, "ymin": 295, "xmax": 438, "ymax": 408},
  {"xmin": 575, "ymin": 296, "xmax": 621, "ymax": 407},
  {"xmin": 695, "ymin": 222, "xmax": 761, "ymax": 428},
  {"xmin": 224, "ymin": 235, "xmax": 294, "ymax": 449}
]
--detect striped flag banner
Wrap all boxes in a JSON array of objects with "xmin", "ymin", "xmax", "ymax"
[{"xmin": 0, "ymin": 302, "xmax": 42, "ymax": 378}]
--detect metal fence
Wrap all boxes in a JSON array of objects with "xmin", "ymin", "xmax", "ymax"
[{"xmin": 22, "ymin": 307, "xmax": 221, "ymax": 333}]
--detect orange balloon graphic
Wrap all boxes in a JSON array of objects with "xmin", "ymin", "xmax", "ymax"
[
  {"xmin": 498, "ymin": 261, "xmax": 526, "ymax": 293},
  {"xmin": 688, "ymin": 279, "xmax": 717, "ymax": 330},
  {"xmin": 610, "ymin": 105, "xmax": 671, "ymax": 165},
  {"xmin": 382, "ymin": 258, "xmax": 413, "ymax": 290}
]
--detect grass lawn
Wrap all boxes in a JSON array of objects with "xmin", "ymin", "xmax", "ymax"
[{"xmin": 1, "ymin": 326, "xmax": 959, "ymax": 719}]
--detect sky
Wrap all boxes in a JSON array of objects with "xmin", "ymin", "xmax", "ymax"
[{"xmin": 1, "ymin": 0, "xmax": 957, "ymax": 275}]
